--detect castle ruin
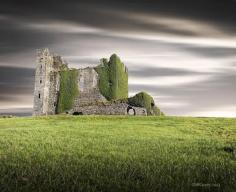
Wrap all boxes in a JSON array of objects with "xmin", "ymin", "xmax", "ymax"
[{"xmin": 33, "ymin": 49, "xmax": 163, "ymax": 116}]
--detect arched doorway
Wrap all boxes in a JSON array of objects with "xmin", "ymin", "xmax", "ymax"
[{"xmin": 127, "ymin": 106, "xmax": 136, "ymax": 116}]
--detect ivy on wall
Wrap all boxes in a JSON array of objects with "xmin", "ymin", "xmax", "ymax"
[
  {"xmin": 56, "ymin": 69, "xmax": 79, "ymax": 113},
  {"xmin": 95, "ymin": 54, "xmax": 128, "ymax": 101},
  {"xmin": 128, "ymin": 92, "xmax": 164, "ymax": 116},
  {"xmin": 55, "ymin": 54, "xmax": 164, "ymax": 116}
]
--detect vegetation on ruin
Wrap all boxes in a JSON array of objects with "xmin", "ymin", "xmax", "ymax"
[
  {"xmin": 94, "ymin": 55, "xmax": 163, "ymax": 115},
  {"xmin": 0, "ymin": 116, "xmax": 235, "ymax": 192},
  {"xmin": 128, "ymin": 92, "xmax": 164, "ymax": 116},
  {"xmin": 95, "ymin": 54, "xmax": 128, "ymax": 101},
  {"xmin": 56, "ymin": 69, "xmax": 79, "ymax": 113}
]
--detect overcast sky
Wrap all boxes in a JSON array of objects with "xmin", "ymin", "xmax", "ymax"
[{"xmin": 0, "ymin": 0, "xmax": 236, "ymax": 117}]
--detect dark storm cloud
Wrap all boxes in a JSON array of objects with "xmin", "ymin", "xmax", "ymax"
[
  {"xmin": 2, "ymin": 0, "xmax": 236, "ymax": 21},
  {"xmin": 0, "ymin": 2, "xmax": 198, "ymax": 42},
  {"xmin": 0, "ymin": 0, "xmax": 236, "ymax": 57},
  {"xmin": 0, "ymin": 66, "xmax": 34, "ymax": 100},
  {"xmin": 1, "ymin": 0, "xmax": 236, "ymax": 35},
  {"xmin": 0, "ymin": 66, "xmax": 33, "ymax": 85},
  {"xmin": 0, "ymin": 17, "xmax": 62, "ymax": 56},
  {"xmin": 0, "ymin": 0, "xmax": 235, "ymax": 64},
  {"xmin": 0, "ymin": 0, "xmax": 236, "ymax": 116}
]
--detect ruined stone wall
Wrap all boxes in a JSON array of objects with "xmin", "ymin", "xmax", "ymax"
[
  {"xmin": 46, "ymin": 55, "xmax": 67, "ymax": 115},
  {"xmin": 70, "ymin": 102, "xmax": 147, "ymax": 116},
  {"xmin": 47, "ymin": 72, "xmax": 60, "ymax": 115},
  {"xmin": 33, "ymin": 49, "xmax": 54, "ymax": 115},
  {"xmin": 74, "ymin": 67, "xmax": 106, "ymax": 106},
  {"xmin": 33, "ymin": 49, "xmax": 150, "ymax": 116},
  {"xmin": 129, "ymin": 106, "xmax": 147, "ymax": 116},
  {"xmin": 33, "ymin": 49, "xmax": 64, "ymax": 115},
  {"xmin": 53, "ymin": 55, "xmax": 68, "ymax": 70}
]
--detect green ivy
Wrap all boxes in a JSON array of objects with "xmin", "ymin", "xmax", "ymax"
[
  {"xmin": 95, "ymin": 54, "xmax": 128, "ymax": 101},
  {"xmin": 56, "ymin": 69, "xmax": 79, "ymax": 113},
  {"xmin": 128, "ymin": 92, "xmax": 164, "ymax": 116},
  {"xmin": 153, "ymin": 106, "xmax": 161, "ymax": 116}
]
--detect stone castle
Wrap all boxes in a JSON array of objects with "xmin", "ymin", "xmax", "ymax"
[{"xmin": 33, "ymin": 49, "xmax": 163, "ymax": 116}]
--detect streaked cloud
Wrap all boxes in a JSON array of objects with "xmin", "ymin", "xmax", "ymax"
[
  {"xmin": 129, "ymin": 75, "xmax": 213, "ymax": 87},
  {"xmin": 27, "ymin": 21, "xmax": 102, "ymax": 34},
  {"xmin": 0, "ymin": 0, "xmax": 235, "ymax": 117}
]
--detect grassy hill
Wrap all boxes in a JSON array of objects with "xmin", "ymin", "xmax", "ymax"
[{"xmin": 0, "ymin": 116, "xmax": 235, "ymax": 192}]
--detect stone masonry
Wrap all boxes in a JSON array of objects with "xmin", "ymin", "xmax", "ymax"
[
  {"xmin": 33, "ymin": 49, "xmax": 66, "ymax": 115},
  {"xmin": 75, "ymin": 67, "xmax": 107, "ymax": 106},
  {"xmin": 33, "ymin": 49, "xmax": 147, "ymax": 116},
  {"xmin": 69, "ymin": 102, "xmax": 147, "ymax": 116}
]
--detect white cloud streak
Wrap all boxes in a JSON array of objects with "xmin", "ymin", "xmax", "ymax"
[
  {"xmin": 1, "ymin": 11, "xmax": 236, "ymax": 117},
  {"xmin": 129, "ymin": 74, "xmax": 213, "ymax": 87}
]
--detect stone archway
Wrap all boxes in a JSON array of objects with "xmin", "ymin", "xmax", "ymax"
[{"xmin": 127, "ymin": 106, "xmax": 136, "ymax": 116}]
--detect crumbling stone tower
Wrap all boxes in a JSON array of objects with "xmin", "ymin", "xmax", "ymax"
[{"xmin": 33, "ymin": 49, "xmax": 66, "ymax": 115}]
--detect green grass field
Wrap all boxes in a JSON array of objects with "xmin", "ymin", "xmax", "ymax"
[{"xmin": 0, "ymin": 116, "xmax": 235, "ymax": 192}]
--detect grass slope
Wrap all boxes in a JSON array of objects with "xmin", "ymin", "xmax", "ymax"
[{"xmin": 0, "ymin": 116, "xmax": 235, "ymax": 192}]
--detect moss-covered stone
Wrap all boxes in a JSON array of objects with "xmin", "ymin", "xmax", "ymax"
[
  {"xmin": 95, "ymin": 54, "xmax": 128, "ymax": 101},
  {"xmin": 153, "ymin": 106, "xmax": 161, "ymax": 116},
  {"xmin": 128, "ymin": 92, "xmax": 164, "ymax": 116},
  {"xmin": 56, "ymin": 69, "xmax": 79, "ymax": 113}
]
